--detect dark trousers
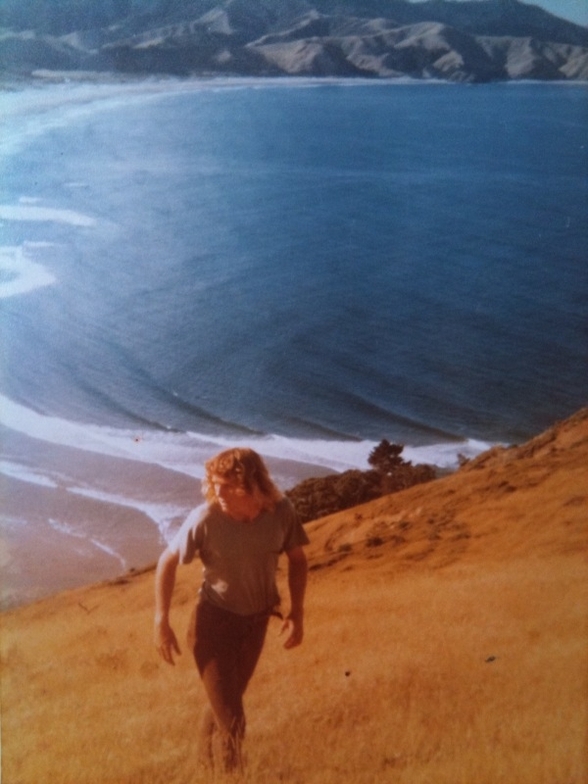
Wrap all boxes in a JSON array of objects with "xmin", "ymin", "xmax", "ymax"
[{"xmin": 190, "ymin": 600, "xmax": 270, "ymax": 772}]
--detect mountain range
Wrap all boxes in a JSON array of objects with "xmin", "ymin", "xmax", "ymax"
[{"xmin": 1, "ymin": 0, "xmax": 588, "ymax": 82}]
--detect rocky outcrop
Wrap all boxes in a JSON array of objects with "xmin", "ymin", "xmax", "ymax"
[{"xmin": 1, "ymin": 0, "xmax": 587, "ymax": 81}]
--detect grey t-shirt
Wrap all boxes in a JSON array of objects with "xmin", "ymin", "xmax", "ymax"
[{"xmin": 170, "ymin": 497, "xmax": 309, "ymax": 616}]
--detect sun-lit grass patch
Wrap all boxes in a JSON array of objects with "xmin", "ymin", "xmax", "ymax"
[{"xmin": 2, "ymin": 411, "xmax": 587, "ymax": 783}]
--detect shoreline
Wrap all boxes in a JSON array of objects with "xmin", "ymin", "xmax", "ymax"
[
  {"xmin": 2, "ymin": 406, "xmax": 586, "ymax": 617},
  {"xmin": 3, "ymin": 70, "xmax": 586, "ymax": 93},
  {"xmin": 0, "ymin": 441, "xmax": 464, "ymax": 613},
  {"xmin": 0, "ymin": 373, "xmax": 582, "ymax": 612},
  {"xmin": 0, "ymin": 384, "xmax": 501, "ymax": 613},
  {"xmin": 0, "ymin": 407, "xmax": 491, "ymax": 612}
]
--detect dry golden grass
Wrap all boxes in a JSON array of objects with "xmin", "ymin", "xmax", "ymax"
[{"xmin": 2, "ymin": 409, "xmax": 587, "ymax": 784}]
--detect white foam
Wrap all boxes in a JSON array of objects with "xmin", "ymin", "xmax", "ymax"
[
  {"xmin": 0, "ymin": 77, "xmax": 446, "ymax": 160},
  {"xmin": 47, "ymin": 517, "xmax": 127, "ymax": 570},
  {"xmin": 0, "ymin": 393, "xmax": 494, "ymax": 487},
  {"xmin": 402, "ymin": 439, "xmax": 495, "ymax": 469},
  {"xmin": 66, "ymin": 484, "xmax": 189, "ymax": 540},
  {"xmin": 0, "ymin": 460, "xmax": 59, "ymax": 488},
  {"xmin": 0, "ymin": 393, "xmax": 215, "ymax": 477},
  {"xmin": 188, "ymin": 432, "xmax": 494, "ymax": 472},
  {"xmin": 0, "ymin": 453, "xmax": 190, "ymax": 540},
  {"xmin": 0, "ymin": 80, "xmax": 233, "ymax": 157},
  {"xmin": 215, "ymin": 433, "xmax": 379, "ymax": 473},
  {"xmin": 88, "ymin": 538, "xmax": 128, "ymax": 568},
  {"xmin": 0, "ymin": 244, "xmax": 56, "ymax": 298},
  {"xmin": 0, "ymin": 203, "xmax": 96, "ymax": 227}
]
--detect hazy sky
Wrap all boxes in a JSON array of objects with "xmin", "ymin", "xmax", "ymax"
[
  {"xmin": 410, "ymin": 0, "xmax": 587, "ymax": 26},
  {"xmin": 514, "ymin": 1, "xmax": 587, "ymax": 25}
]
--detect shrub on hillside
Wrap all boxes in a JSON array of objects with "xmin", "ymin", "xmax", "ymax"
[{"xmin": 286, "ymin": 441, "xmax": 436, "ymax": 523}]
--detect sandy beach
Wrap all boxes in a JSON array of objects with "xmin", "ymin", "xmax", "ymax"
[{"xmin": 0, "ymin": 416, "xmax": 343, "ymax": 609}]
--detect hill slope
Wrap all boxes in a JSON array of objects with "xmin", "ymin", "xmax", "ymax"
[
  {"xmin": 1, "ymin": 0, "xmax": 587, "ymax": 81},
  {"xmin": 1, "ymin": 408, "xmax": 587, "ymax": 783},
  {"xmin": 306, "ymin": 406, "xmax": 587, "ymax": 571}
]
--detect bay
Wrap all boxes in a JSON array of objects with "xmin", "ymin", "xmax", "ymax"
[{"xmin": 1, "ymin": 78, "xmax": 586, "ymax": 606}]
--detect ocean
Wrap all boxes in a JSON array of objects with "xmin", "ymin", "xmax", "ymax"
[{"xmin": 1, "ymin": 77, "xmax": 586, "ymax": 608}]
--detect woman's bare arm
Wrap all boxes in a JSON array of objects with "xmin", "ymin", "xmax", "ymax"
[
  {"xmin": 154, "ymin": 547, "xmax": 181, "ymax": 665},
  {"xmin": 281, "ymin": 546, "xmax": 308, "ymax": 649}
]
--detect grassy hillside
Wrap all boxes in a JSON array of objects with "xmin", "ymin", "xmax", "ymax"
[{"xmin": 1, "ymin": 409, "xmax": 587, "ymax": 783}]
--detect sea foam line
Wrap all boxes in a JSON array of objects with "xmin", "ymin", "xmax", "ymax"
[
  {"xmin": 0, "ymin": 203, "xmax": 96, "ymax": 227},
  {"xmin": 0, "ymin": 460, "xmax": 60, "ymax": 489},
  {"xmin": 0, "ymin": 77, "xmax": 445, "ymax": 158},
  {"xmin": 0, "ymin": 393, "xmax": 494, "ymax": 492},
  {"xmin": 0, "ymin": 244, "xmax": 56, "ymax": 298},
  {"xmin": 0, "ymin": 394, "xmax": 209, "ymax": 476},
  {"xmin": 66, "ymin": 485, "xmax": 190, "ymax": 542},
  {"xmin": 0, "ymin": 455, "xmax": 190, "ymax": 540},
  {"xmin": 47, "ymin": 518, "xmax": 127, "ymax": 570}
]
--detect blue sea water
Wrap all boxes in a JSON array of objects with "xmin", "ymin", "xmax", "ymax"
[{"xmin": 1, "ymin": 78, "xmax": 586, "ymax": 605}]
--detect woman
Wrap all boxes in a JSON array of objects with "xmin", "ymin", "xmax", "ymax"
[{"xmin": 154, "ymin": 447, "xmax": 309, "ymax": 773}]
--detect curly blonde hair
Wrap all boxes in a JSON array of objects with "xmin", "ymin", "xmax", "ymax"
[{"xmin": 203, "ymin": 448, "xmax": 283, "ymax": 510}]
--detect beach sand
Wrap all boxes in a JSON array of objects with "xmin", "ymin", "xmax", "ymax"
[{"xmin": 0, "ymin": 418, "xmax": 339, "ymax": 609}]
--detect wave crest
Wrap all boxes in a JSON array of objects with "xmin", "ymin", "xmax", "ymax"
[{"xmin": 0, "ymin": 244, "xmax": 56, "ymax": 298}]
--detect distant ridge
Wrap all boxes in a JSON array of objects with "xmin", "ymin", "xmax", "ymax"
[{"xmin": 1, "ymin": 0, "xmax": 587, "ymax": 81}]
